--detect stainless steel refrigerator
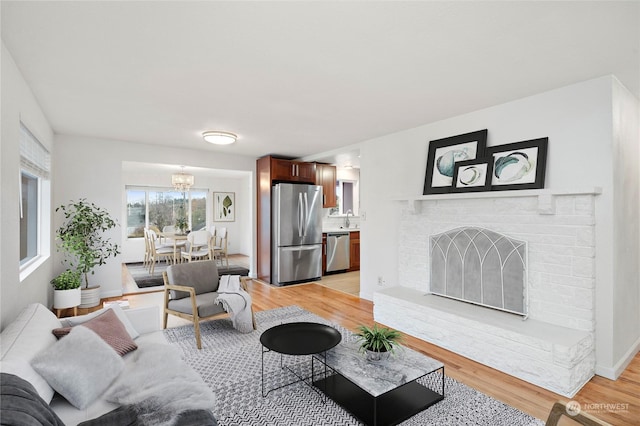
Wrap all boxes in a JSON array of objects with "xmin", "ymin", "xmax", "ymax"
[{"xmin": 272, "ymin": 183, "xmax": 323, "ymax": 286}]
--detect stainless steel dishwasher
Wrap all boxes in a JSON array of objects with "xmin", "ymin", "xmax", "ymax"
[{"xmin": 325, "ymin": 232, "xmax": 350, "ymax": 273}]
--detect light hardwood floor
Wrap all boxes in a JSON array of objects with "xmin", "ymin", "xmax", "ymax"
[
  {"xmin": 118, "ymin": 267, "xmax": 638, "ymax": 425},
  {"xmin": 123, "ymin": 255, "xmax": 360, "ymax": 296}
]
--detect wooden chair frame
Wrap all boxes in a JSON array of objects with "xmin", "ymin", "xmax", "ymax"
[
  {"xmin": 181, "ymin": 230, "xmax": 212, "ymax": 263},
  {"xmin": 212, "ymin": 228, "xmax": 229, "ymax": 268},
  {"xmin": 162, "ymin": 273, "xmax": 257, "ymax": 349},
  {"xmin": 545, "ymin": 401, "xmax": 612, "ymax": 426},
  {"xmin": 148, "ymin": 232, "xmax": 176, "ymax": 275}
]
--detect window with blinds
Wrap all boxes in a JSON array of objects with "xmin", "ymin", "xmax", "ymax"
[{"xmin": 20, "ymin": 122, "xmax": 50, "ymax": 268}]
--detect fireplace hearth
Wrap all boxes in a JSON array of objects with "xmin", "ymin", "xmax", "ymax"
[{"xmin": 375, "ymin": 190, "xmax": 600, "ymax": 397}]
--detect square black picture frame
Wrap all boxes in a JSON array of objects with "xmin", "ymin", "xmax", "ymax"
[
  {"xmin": 485, "ymin": 137, "xmax": 548, "ymax": 191},
  {"xmin": 451, "ymin": 158, "xmax": 493, "ymax": 193},
  {"xmin": 423, "ymin": 129, "xmax": 488, "ymax": 195}
]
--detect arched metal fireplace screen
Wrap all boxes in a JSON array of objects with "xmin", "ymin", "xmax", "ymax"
[{"xmin": 430, "ymin": 227, "xmax": 528, "ymax": 317}]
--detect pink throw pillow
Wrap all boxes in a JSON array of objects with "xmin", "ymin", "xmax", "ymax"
[{"xmin": 52, "ymin": 309, "xmax": 137, "ymax": 356}]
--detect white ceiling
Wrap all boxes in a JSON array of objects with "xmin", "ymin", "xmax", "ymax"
[{"xmin": 2, "ymin": 1, "xmax": 638, "ymax": 167}]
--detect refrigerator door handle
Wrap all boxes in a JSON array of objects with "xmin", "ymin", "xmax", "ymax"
[
  {"xmin": 281, "ymin": 245, "xmax": 318, "ymax": 252},
  {"xmin": 303, "ymin": 192, "xmax": 309, "ymax": 237},
  {"xmin": 297, "ymin": 192, "xmax": 303, "ymax": 238}
]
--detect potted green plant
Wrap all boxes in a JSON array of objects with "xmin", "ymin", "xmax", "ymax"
[
  {"xmin": 51, "ymin": 269, "xmax": 82, "ymax": 309},
  {"xmin": 175, "ymin": 217, "xmax": 188, "ymax": 234},
  {"xmin": 355, "ymin": 323, "xmax": 403, "ymax": 362},
  {"xmin": 55, "ymin": 199, "xmax": 120, "ymax": 308}
]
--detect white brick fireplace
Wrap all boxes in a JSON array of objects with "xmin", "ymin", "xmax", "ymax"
[{"xmin": 374, "ymin": 188, "xmax": 601, "ymax": 397}]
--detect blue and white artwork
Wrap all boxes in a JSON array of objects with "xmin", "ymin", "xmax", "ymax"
[
  {"xmin": 491, "ymin": 147, "xmax": 538, "ymax": 186},
  {"xmin": 455, "ymin": 163, "xmax": 488, "ymax": 188},
  {"xmin": 431, "ymin": 141, "xmax": 479, "ymax": 187}
]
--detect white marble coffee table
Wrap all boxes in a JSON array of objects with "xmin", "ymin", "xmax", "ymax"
[{"xmin": 313, "ymin": 340, "xmax": 445, "ymax": 426}]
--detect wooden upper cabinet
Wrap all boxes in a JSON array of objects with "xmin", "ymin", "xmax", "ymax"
[
  {"xmin": 315, "ymin": 163, "xmax": 337, "ymax": 208},
  {"xmin": 296, "ymin": 162, "xmax": 316, "ymax": 182},
  {"xmin": 270, "ymin": 158, "xmax": 316, "ymax": 183}
]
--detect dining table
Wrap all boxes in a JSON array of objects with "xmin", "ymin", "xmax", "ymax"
[{"xmin": 159, "ymin": 232, "xmax": 188, "ymax": 263}]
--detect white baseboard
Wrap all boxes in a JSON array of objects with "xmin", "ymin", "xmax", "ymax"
[
  {"xmin": 595, "ymin": 336, "xmax": 640, "ymax": 379},
  {"xmin": 101, "ymin": 289, "xmax": 124, "ymax": 299}
]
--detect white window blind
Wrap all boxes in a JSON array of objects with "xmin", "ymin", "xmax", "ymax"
[{"xmin": 20, "ymin": 123, "xmax": 50, "ymax": 179}]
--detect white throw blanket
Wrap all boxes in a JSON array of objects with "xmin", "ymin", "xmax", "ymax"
[
  {"xmin": 105, "ymin": 344, "xmax": 215, "ymax": 425},
  {"xmin": 215, "ymin": 275, "xmax": 254, "ymax": 333}
]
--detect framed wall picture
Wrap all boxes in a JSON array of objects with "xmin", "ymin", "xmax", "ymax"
[
  {"xmin": 486, "ymin": 137, "xmax": 548, "ymax": 191},
  {"xmin": 214, "ymin": 192, "xmax": 235, "ymax": 222},
  {"xmin": 423, "ymin": 129, "xmax": 488, "ymax": 195},
  {"xmin": 451, "ymin": 158, "xmax": 493, "ymax": 193}
]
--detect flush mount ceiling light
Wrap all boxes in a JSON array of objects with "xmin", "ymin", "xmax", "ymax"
[
  {"xmin": 172, "ymin": 166, "xmax": 194, "ymax": 192},
  {"xmin": 202, "ymin": 131, "xmax": 237, "ymax": 145}
]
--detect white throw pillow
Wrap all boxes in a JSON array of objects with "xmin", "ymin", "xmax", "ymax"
[
  {"xmin": 62, "ymin": 304, "xmax": 140, "ymax": 339},
  {"xmin": 0, "ymin": 303, "xmax": 62, "ymax": 403},
  {"xmin": 31, "ymin": 326, "xmax": 124, "ymax": 410}
]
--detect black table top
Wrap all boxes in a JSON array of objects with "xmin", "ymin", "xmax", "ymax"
[{"xmin": 260, "ymin": 322, "xmax": 342, "ymax": 355}]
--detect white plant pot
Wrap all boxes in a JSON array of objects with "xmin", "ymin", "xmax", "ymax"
[
  {"xmin": 79, "ymin": 286, "xmax": 101, "ymax": 308},
  {"xmin": 365, "ymin": 348, "xmax": 391, "ymax": 362},
  {"xmin": 53, "ymin": 288, "xmax": 81, "ymax": 309}
]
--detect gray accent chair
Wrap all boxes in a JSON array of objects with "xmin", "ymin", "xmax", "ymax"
[{"xmin": 162, "ymin": 260, "xmax": 256, "ymax": 349}]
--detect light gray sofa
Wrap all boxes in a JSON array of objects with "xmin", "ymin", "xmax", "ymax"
[{"xmin": 0, "ymin": 302, "xmax": 194, "ymax": 425}]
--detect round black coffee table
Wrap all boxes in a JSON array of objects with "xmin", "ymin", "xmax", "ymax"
[{"xmin": 260, "ymin": 322, "xmax": 341, "ymax": 398}]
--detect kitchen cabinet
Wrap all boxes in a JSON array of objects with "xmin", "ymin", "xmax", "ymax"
[
  {"xmin": 315, "ymin": 163, "xmax": 337, "ymax": 208},
  {"xmin": 270, "ymin": 157, "xmax": 316, "ymax": 183},
  {"xmin": 348, "ymin": 231, "xmax": 360, "ymax": 272}
]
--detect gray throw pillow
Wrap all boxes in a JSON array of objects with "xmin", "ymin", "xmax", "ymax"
[{"xmin": 31, "ymin": 326, "xmax": 124, "ymax": 410}]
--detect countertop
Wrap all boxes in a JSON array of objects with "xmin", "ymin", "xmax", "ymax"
[{"xmin": 322, "ymin": 227, "xmax": 360, "ymax": 233}]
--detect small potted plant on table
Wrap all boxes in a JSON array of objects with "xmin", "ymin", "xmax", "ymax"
[
  {"xmin": 175, "ymin": 217, "xmax": 188, "ymax": 234},
  {"xmin": 355, "ymin": 323, "xmax": 403, "ymax": 362},
  {"xmin": 55, "ymin": 199, "xmax": 120, "ymax": 308}
]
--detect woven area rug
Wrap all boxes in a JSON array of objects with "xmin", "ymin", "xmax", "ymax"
[
  {"xmin": 126, "ymin": 262, "xmax": 250, "ymax": 288},
  {"xmin": 164, "ymin": 306, "xmax": 544, "ymax": 426}
]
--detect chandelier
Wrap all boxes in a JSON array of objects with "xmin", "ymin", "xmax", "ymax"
[{"xmin": 171, "ymin": 167, "xmax": 194, "ymax": 192}]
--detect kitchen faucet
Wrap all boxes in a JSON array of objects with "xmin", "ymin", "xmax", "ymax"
[{"xmin": 345, "ymin": 209, "xmax": 353, "ymax": 228}]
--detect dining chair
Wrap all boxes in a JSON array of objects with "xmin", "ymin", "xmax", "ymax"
[
  {"xmin": 148, "ymin": 230, "xmax": 176, "ymax": 275},
  {"xmin": 143, "ymin": 228, "xmax": 152, "ymax": 269},
  {"xmin": 161, "ymin": 225, "xmax": 175, "ymax": 244},
  {"xmin": 181, "ymin": 230, "xmax": 212, "ymax": 263},
  {"xmin": 212, "ymin": 227, "xmax": 229, "ymax": 268}
]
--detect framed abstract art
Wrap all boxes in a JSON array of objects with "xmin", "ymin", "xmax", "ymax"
[
  {"xmin": 451, "ymin": 158, "xmax": 493, "ymax": 193},
  {"xmin": 486, "ymin": 138, "xmax": 548, "ymax": 191},
  {"xmin": 214, "ymin": 192, "xmax": 235, "ymax": 222},
  {"xmin": 423, "ymin": 129, "xmax": 488, "ymax": 195}
]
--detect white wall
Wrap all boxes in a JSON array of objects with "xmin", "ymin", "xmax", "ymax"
[
  {"xmin": 53, "ymin": 135, "xmax": 256, "ymax": 299},
  {"xmin": 120, "ymin": 168, "xmax": 252, "ymax": 264},
  {"xmin": 358, "ymin": 76, "xmax": 639, "ymax": 378},
  {"xmin": 611, "ymin": 78, "xmax": 640, "ymax": 372},
  {"xmin": 0, "ymin": 42, "xmax": 55, "ymax": 329}
]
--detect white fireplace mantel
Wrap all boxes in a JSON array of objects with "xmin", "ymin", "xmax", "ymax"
[{"xmin": 392, "ymin": 187, "xmax": 602, "ymax": 215}]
